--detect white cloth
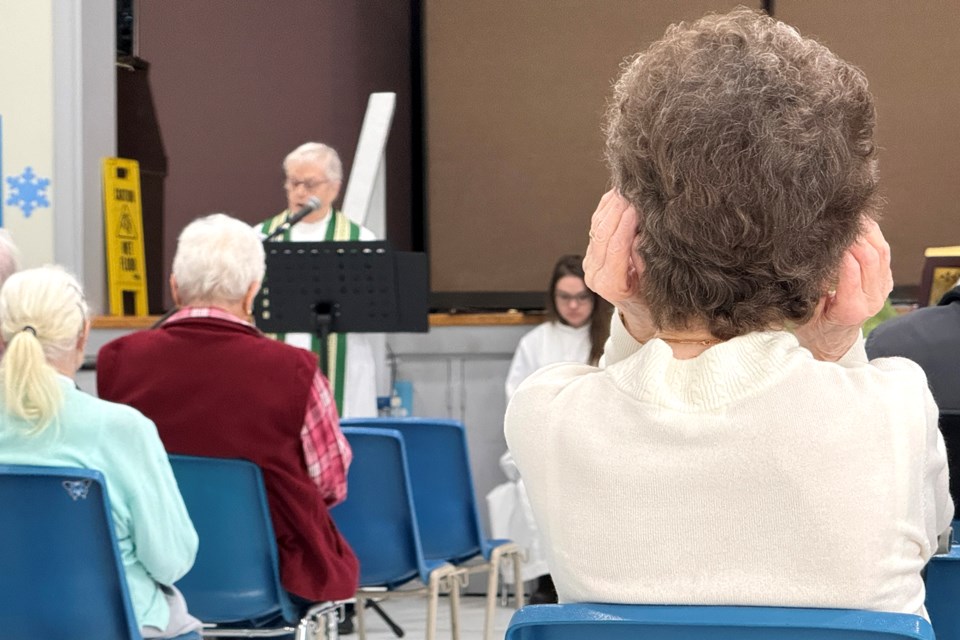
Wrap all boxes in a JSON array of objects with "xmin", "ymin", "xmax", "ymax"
[
  {"xmin": 489, "ymin": 321, "xmax": 592, "ymax": 581},
  {"xmin": 505, "ymin": 321, "xmax": 591, "ymax": 401},
  {"xmin": 505, "ymin": 312, "xmax": 953, "ymax": 617},
  {"xmin": 486, "ymin": 452, "xmax": 550, "ymax": 581},
  {"xmin": 141, "ymin": 585, "xmax": 202, "ymax": 638},
  {"xmin": 266, "ymin": 212, "xmax": 380, "ymax": 418}
]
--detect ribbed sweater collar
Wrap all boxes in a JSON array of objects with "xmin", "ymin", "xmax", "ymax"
[{"xmin": 605, "ymin": 331, "xmax": 808, "ymax": 411}]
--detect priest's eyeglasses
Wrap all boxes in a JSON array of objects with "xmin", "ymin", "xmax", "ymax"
[{"xmin": 284, "ymin": 178, "xmax": 329, "ymax": 191}]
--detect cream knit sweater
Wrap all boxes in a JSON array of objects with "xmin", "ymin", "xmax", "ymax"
[{"xmin": 505, "ymin": 315, "xmax": 952, "ymax": 617}]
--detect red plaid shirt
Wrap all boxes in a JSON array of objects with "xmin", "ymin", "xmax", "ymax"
[{"xmin": 164, "ymin": 307, "xmax": 352, "ymax": 506}]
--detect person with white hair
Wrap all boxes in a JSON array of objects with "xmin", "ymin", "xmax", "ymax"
[
  {"xmin": 256, "ymin": 142, "xmax": 378, "ymax": 419},
  {"xmin": 0, "ymin": 265, "xmax": 200, "ymax": 638},
  {"xmin": 0, "ymin": 228, "xmax": 20, "ymax": 287},
  {"xmin": 0, "ymin": 229, "xmax": 22, "ymax": 357},
  {"xmin": 97, "ymin": 213, "xmax": 360, "ymax": 612}
]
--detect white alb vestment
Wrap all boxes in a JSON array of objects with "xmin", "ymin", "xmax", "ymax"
[{"xmin": 261, "ymin": 213, "xmax": 379, "ymax": 418}]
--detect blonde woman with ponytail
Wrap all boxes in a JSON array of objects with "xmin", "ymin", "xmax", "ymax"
[{"xmin": 0, "ymin": 266, "xmax": 201, "ymax": 639}]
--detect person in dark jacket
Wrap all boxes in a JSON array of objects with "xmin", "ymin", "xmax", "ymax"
[{"xmin": 866, "ymin": 280, "xmax": 960, "ymax": 411}]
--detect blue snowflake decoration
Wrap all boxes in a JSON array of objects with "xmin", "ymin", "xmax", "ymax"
[{"xmin": 6, "ymin": 166, "xmax": 51, "ymax": 218}]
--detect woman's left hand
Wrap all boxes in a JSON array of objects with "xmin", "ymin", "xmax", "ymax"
[{"xmin": 795, "ymin": 218, "xmax": 893, "ymax": 361}]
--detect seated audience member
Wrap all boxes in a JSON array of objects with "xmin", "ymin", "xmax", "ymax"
[
  {"xmin": 0, "ymin": 229, "xmax": 21, "ymax": 357},
  {"xmin": 0, "ymin": 266, "xmax": 199, "ymax": 638},
  {"xmin": 0, "ymin": 229, "xmax": 20, "ymax": 286},
  {"xmin": 490, "ymin": 254, "xmax": 610, "ymax": 603},
  {"xmin": 866, "ymin": 277, "xmax": 960, "ymax": 410},
  {"xmin": 97, "ymin": 214, "xmax": 359, "ymax": 615},
  {"xmin": 505, "ymin": 255, "xmax": 611, "ymax": 399},
  {"xmin": 505, "ymin": 8, "xmax": 952, "ymax": 617}
]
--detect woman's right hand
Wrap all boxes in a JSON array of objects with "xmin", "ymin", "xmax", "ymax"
[
  {"xmin": 794, "ymin": 218, "xmax": 893, "ymax": 361},
  {"xmin": 583, "ymin": 190, "xmax": 656, "ymax": 342}
]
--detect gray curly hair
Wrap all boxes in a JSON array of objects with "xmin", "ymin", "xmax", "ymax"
[{"xmin": 605, "ymin": 8, "xmax": 880, "ymax": 339}]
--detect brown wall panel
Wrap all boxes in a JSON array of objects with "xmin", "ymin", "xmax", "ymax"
[
  {"xmin": 128, "ymin": 1, "xmax": 959, "ymax": 305},
  {"xmin": 424, "ymin": 0, "xmax": 762, "ymax": 294},
  {"xmin": 130, "ymin": 0, "xmax": 415, "ymax": 308},
  {"xmin": 775, "ymin": 1, "xmax": 960, "ymax": 289}
]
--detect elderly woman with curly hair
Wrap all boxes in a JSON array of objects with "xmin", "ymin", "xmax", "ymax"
[{"xmin": 505, "ymin": 8, "xmax": 952, "ymax": 617}]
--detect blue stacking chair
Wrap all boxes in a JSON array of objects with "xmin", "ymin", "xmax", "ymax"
[
  {"xmin": 342, "ymin": 417, "xmax": 524, "ymax": 640},
  {"xmin": 331, "ymin": 427, "xmax": 461, "ymax": 640},
  {"xmin": 0, "ymin": 464, "xmax": 198, "ymax": 640},
  {"xmin": 168, "ymin": 455, "xmax": 343, "ymax": 639},
  {"xmin": 925, "ymin": 543, "xmax": 960, "ymax": 640},
  {"xmin": 505, "ymin": 603, "xmax": 934, "ymax": 640}
]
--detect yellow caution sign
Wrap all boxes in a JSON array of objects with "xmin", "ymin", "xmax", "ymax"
[{"xmin": 102, "ymin": 158, "xmax": 148, "ymax": 316}]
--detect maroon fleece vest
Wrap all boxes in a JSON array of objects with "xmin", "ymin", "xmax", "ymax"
[{"xmin": 97, "ymin": 316, "xmax": 359, "ymax": 601}]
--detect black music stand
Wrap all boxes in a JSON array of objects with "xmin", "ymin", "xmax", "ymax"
[{"xmin": 253, "ymin": 241, "xmax": 428, "ymax": 376}]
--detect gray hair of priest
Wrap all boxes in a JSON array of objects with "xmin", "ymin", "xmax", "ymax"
[{"xmin": 283, "ymin": 142, "xmax": 344, "ymax": 183}]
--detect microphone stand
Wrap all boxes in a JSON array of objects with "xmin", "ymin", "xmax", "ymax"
[
  {"xmin": 263, "ymin": 196, "xmax": 322, "ymax": 241},
  {"xmin": 366, "ymin": 600, "xmax": 405, "ymax": 637}
]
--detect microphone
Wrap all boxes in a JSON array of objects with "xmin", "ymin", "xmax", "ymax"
[{"xmin": 263, "ymin": 196, "xmax": 322, "ymax": 241}]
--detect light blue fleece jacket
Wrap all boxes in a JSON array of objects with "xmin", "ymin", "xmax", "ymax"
[{"xmin": 0, "ymin": 375, "xmax": 198, "ymax": 630}]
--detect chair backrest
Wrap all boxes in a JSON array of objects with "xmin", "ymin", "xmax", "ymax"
[
  {"xmin": 0, "ymin": 464, "xmax": 141, "ymax": 640},
  {"xmin": 168, "ymin": 454, "xmax": 296, "ymax": 623},
  {"xmin": 342, "ymin": 417, "xmax": 488, "ymax": 563},
  {"xmin": 924, "ymin": 543, "xmax": 960, "ymax": 640},
  {"xmin": 330, "ymin": 427, "xmax": 431, "ymax": 586},
  {"xmin": 505, "ymin": 604, "xmax": 934, "ymax": 640}
]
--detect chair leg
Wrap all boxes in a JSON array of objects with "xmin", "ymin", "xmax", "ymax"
[
  {"xmin": 296, "ymin": 601, "xmax": 342, "ymax": 640},
  {"xmin": 484, "ymin": 551, "xmax": 501, "ymax": 640},
  {"xmin": 499, "ymin": 570, "xmax": 507, "ymax": 607},
  {"xmin": 511, "ymin": 550, "xmax": 524, "ymax": 608},
  {"xmin": 427, "ymin": 570, "xmax": 443, "ymax": 640},
  {"xmin": 356, "ymin": 595, "xmax": 367, "ymax": 640},
  {"xmin": 324, "ymin": 609, "xmax": 340, "ymax": 640},
  {"xmin": 295, "ymin": 618, "xmax": 308, "ymax": 640},
  {"xmin": 483, "ymin": 544, "xmax": 522, "ymax": 640},
  {"xmin": 449, "ymin": 571, "xmax": 462, "ymax": 640}
]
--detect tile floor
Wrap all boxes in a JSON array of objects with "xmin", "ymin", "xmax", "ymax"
[{"xmin": 350, "ymin": 594, "xmax": 519, "ymax": 640}]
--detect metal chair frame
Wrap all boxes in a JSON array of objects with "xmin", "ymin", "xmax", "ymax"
[
  {"xmin": 342, "ymin": 417, "xmax": 524, "ymax": 640},
  {"xmin": 332, "ymin": 427, "xmax": 462, "ymax": 640},
  {"xmin": 168, "ymin": 455, "xmax": 344, "ymax": 640}
]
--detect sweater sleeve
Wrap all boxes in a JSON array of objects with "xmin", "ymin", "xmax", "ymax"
[
  {"xmin": 505, "ymin": 361, "xmax": 594, "ymax": 479},
  {"xmin": 117, "ymin": 410, "xmax": 199, "ymax": 586},
  {"xmin": 871, "ymin": 357, "xmax": 954, "ymax": 556},
  {"xmin": 922, "ymin": 387, "xmax": 955, "ymax": 552}
]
